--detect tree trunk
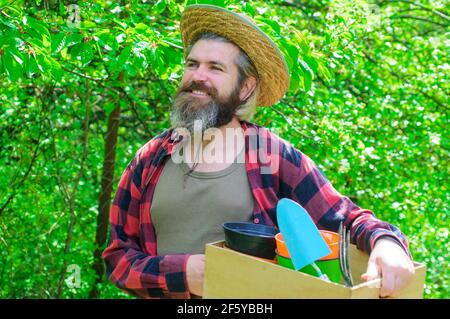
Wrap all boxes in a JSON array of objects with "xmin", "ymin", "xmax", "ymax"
[{"xmin": 89, "ymin": 102, "xmax": 121, "ymax": 298}]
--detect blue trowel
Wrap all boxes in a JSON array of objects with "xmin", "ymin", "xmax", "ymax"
[{"xmin": 277, "ymin": 198, "xmax": 331, "ymax": 280}]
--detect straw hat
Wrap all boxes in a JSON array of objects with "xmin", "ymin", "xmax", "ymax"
[{"xmin": 180, "ymin": 4, "xmax": 290, "ymax": 107}]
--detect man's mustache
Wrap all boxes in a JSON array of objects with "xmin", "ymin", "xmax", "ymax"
[{"xmin": 179, "ymin": 81, "xmax": 218, "ymax": 98}]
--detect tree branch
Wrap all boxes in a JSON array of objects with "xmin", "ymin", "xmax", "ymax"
[
  {"xmin": 0, "ymin": 100, "xmax": 43, "ymax": 216},
  {"xmin": 381, "ymin": 0, "xmax": 450, "ymax": 21},
  {"xmin": 389, "ymin": 14, "xmax": 449, "ymax": 27},
  {"xmin": 270, "ymin": 105, "xmax": 309, "ymax": 139},
  {"xmin": 362, "ymin": 50, "xmax": 448, "ymax": 111}
]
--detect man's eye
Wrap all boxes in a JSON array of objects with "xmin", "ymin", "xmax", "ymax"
[{"xmin": 211, "ymin": 66, "xmax": 222, "ymax": 71}]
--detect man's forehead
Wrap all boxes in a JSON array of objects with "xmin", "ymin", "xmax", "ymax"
[{"xmin": 187, "ymin": 39, "xmax": 240, "ymax": 64}]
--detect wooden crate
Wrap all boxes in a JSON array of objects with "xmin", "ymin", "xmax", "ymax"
[{"xmin": 203, "ymin": 241, "xmax": 426, "ymax": 299}]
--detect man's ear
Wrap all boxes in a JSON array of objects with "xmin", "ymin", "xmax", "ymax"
[{"xmin": 239, "ymin": 76, "xmax": 257, "ymax": 101}]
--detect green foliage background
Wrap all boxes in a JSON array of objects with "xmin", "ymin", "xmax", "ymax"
[{"xmin": 0, "ymin": 0, "xmax": 448, "ymax": 298}]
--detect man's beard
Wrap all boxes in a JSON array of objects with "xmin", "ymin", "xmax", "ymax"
[{"xmin": 170, "ymin": 81, "xmax": 242, "ymax": 135}]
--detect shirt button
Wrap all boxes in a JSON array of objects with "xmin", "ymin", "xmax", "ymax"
[{"xmin": 254, "ymin": 218, "xmax": 260, "ymax": 224}]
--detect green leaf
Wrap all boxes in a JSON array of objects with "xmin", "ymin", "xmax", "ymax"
[
  {"xmin": 149, "ymin": 47, "xmax": 166, "ymax": 76},
  {"xmin": 278, "ymin": 49, "xmax": 292, "ymax": 71},
  {"xmin": 94, "ymin": 41, "xmax": 103, "ymax": 60},
  {"xmin": 288, "ymin": 66, "xmax": 302, "ymax": 93},
  {"xmin": 186, "ymin": 0, "xmax": 225, "ymax": 7},
  {"xmin": 116, "ymin": 46, "xmax": 132, "ymax": 71},
  {"xmin": 162, "ymin": 39, "xmax": 183, "ymax": 50},
  {"xmin": 26, "ymin": 37, "xmax": 44, "ymax": 50},
  {"xmin": 26, "ymin": 17, "xmax": 50, "ymax": 41},
  {"xmin": 65, "ymin": 33, "xmax": 84, "ymax": 47},
  {"xmin": 79, "ymin": 43, "xmax": 94, "ymax": 66},
  {"xmin": 132, "ymin": 52, "xmax": 147, "ymax": 70},
  {"xmin": 124, "ymin": 63, "xmax": 137, "ymax": 77},
  {"xmin": 70, "ymin": 42, "xmax": 94, "ymax": 66},
  {"xmin": 36, "ymin": 54, "xmax": 49, "ymax": 73},
  {"xmin": 104, "ymin": 102, "xmax": 116, "ymax": 116},
  {"xmin": 119, "ymin": 99, "xmax": 128, "ymax": 110},
  {"xmin": 161, "ymin": 46, "xmax": 181, "ymax": 66},
  {"xmin": 256, "ymin": 18, "xmax": 281, "ymax": 36},
  {"xmin": 134, "ymin": 23, "xmax": 148, "ymax": 34},
  {"xmin": 153, "ymin": 0, "xmax": 166, "ymax": 14},
  {"xmin": 59, "ymin": 1, "xmax": 66, "ymax": 15},
  {"xmin": 96, "ymin": 32, "xmax": 118, "ymax": 52},
  {"xmin": 0, "ymin": 16, "xmax": 17, "ymax": 29},
  {"xmin": 81, "ymin": 21, "xmax": 97, "ymax": 28},
  {"xmin": 242, "ymin": 3, "xmax": 256, "ymax": 17},
  {"xmin": 2, "ymin": 52, "xmax": 22, "ymax": 82},
  {"xmin": 51, "ymin": 33, "xmax": 67, "ymax": 54},
  {"xmin": 283, "ymin": 42, "xmax": 299, "ymax": 71},
  {"xmin": 49, "ymin": 59, "xmax": 63, "ymax": 81},
  {"xmin": 292, "ymin": 30, "xmax": 310, "ymax": 55},
  {"xmin": 12, "ymin": 52, "xmax": 24, "ymax": 65},
  {"xmin": 108, "ymin": 46, "xmax": 132, "ymax": 75},
  {"xmin": 324, "ymin": 32, "xmax": 332, "ymax": 45},
  {"xmin": 70, "ymin": 43, "xmax": 84, "ymax": 60},
  {"xmin": 303, "ymin": 55, "xmax": 319, "ymax": 74},
  {"xmin": 318, "ymin": 62, "xmax": 332, "ymax": 83},
  {"xmin": 26, "ymin": 55, "xmax": 39, "ymax": 77},
  {"xmin": 299, "ymin": 59, "xmax": 314, "ymax": 91}
]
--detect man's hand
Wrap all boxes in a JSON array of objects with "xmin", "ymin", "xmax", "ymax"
[
  {"xmin": 361, "ymin": 238, "xmax": 415, "ymax": 298},
  {"xmin": 186, "ymin": 254, "xmax": 205, "ymax": 297}
]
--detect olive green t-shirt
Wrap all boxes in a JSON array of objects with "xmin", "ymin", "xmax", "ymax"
[{"xmin": 151, "ymin": 148, "xmax": 254, "ymax": 255}]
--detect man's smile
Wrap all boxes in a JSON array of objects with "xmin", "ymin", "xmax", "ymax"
[{"xmin": 189, "ymin": 90, "xmax": 210, "ymax": 98}]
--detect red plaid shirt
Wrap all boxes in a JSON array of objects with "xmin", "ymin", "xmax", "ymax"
[{"xmin": 102, "ymin": 120, "xmax": 410, "ymax": 299}]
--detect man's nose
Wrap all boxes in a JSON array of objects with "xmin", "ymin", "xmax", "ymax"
[{"xmin": 191, "ymin": 65, "xmax": 208, "ymax": 82}]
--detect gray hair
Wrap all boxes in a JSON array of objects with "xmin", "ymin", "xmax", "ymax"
[{"xmin": 185, "ymin": 32, "xmax": 260, "ymax": 121}]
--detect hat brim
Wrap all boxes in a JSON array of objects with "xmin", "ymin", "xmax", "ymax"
[{"xmin": 180, "ymin": 4, "xmax": 290, "ymax": 107}]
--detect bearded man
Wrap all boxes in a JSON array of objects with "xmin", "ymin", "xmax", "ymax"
[{"xmin": 103, "ymin": 5, "xmax": 415, "ymax": 299}]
